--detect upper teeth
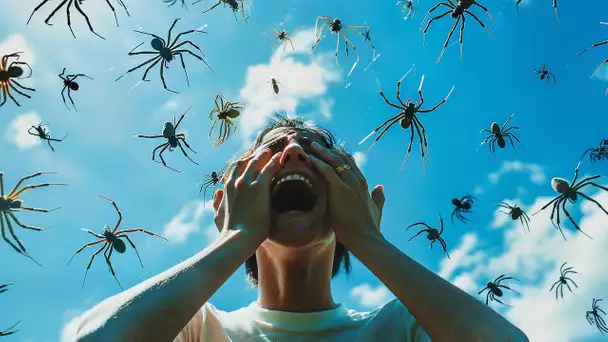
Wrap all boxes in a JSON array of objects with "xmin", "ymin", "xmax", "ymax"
[{"xmin": 272, "ymin": 174, "xmax": 314, "ymax": 193}]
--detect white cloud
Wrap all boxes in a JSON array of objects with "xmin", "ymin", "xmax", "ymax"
[
  {"xmin": 488, "ymin": 161, "xmax": 546, "ymax": 185},
  {"xmin": 0, "ymin": 33, "xmax": 36, "ymax": 65},
  {"xmin": 163, "ymin": 200, "xmax": 214, "ymax": 244},
  {"xmin": 163, "ymin": 99, "xmax": 179, "ymax": 111},
  {"xmin": 437, "ymin": 233, "xmax": 486, "ymax": 279},
  {"xmin": 352, "ymin": 151, "xmax": 367, "ymax": 169},
  {"xmin": 317, "ymin": 97, "xmax": 334, "ymax": 120},
  {"xmin": 4, "ymin": 112, "xmax": 43, "ymax": 149},
  {"xmin": 473, "ymin": 185, "xmax": 484, "ymax": 195},
  {"xmin": 349, "ymin": 283, "xmax": 393, "ymax": 308}
]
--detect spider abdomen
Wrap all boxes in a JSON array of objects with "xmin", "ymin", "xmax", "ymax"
[
  {"xmin": 551, "ymin": 177, "xmax": 570, "ymax": 194},
  {"xmin": 67, "ymin": 81, "xmax": 79, "ymax": 91},
  {"xmin": 162, "ymin": 122, "xmax": 176, "ymax": 137},
  {"xmin": 225, "ymin": 0, "xmax": 239, "ymax": 10},
  {"xmin": 330, "ymin": 19, "xmax": 342, "ymax": 32},
  {"xmin": 168, "ymin": 136, "xmax": 179, "ymax": 148},
  {"xmin": 400, "ymin": 117, "xmax": 412, "ymax": 129},
  {"xmin": 497, "ymin": 137, "xmax": 506, "ymax": 148},
  {"xmin": 113, "ymin": 239, "xmax": 127, "ymax": 253},
  {"xmin": 7, "ymin": 66, "xmax": 24, "ymax": 78},
  {"xmin": 492, "ymin": 287, "xmax": 504, "ymax": 296}
]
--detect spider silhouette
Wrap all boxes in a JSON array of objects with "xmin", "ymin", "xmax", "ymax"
[
  {"xmin": 116, "ymin": 18, "xmax": 213, "ymax": 94},
  {"xmin": 58, "ymin": 68, "xmax": 92, "ymax": 112},
  {"xmin": 136, "ymin": 106, "xmax": 198, "ymax": 173},
  {"xmin": 359, "ymin": 69, "xmax": 455, "ymax": 176},
  {"xmin": 550, "ymin": 262, "xmax": 579, "ymax": 300},
  {"xmin": 516, "ymin": 0, "xmax": 559, "ymax": 21},
  {"xmin": 478, "ymin": 274, "xmax": 519, "ymax": 306},
  {"xmin": 581, "ymin": 138, "xmax": 608, "ymax": 163},
  {"xmin": 266, "ymin": 19, "xmax": 295, "ymax": 60},
  {"xmin": 26, "ymin": 0, "xmax": 130, "ymax": 40},
  {"xmin": 269, "ymin": 78, "xmax": 284, "ymax": 95},
  {"xmin": 405, "ymin": 213, "xmax": 449, "ymax": 258},
  {"xmin": 587, "ymin": 298, "xmax": 608, "ymax": 335},
  {"xmin": 421, "ymin": 0, "xmax": 496, "ymax": 63},
  {"xmin": 397, "ymin": 0, "xmax": 417, "ymax": 20},
  {"xmin": 579, "ymin": 28, "xmax": 608, "ymax": 78},
  {"xmin": 209, "ymin": 94, "xmax": 245, "ymax": 147},
  {"xmin": 535, "ymin": 62, "xmax": 555, "ymax": 84},
  {"xmin": 163, "ymin": 0, "xmax": 187, "ymax": 8},
  {"xmin": 498, "ymin": 202, "xmax": 530, "ymax": 233},
  {"xmin": 68, "ymin": 195, "xmax": 168, "ymax": 289},
  {"xmin": 532, "ymin": 162, "xmax": 608, "ymax": 240},
  {"xmin": 451, "ymin": 194, "xmax": 475, "ymax": 224},
  {"xmin": 480, "ymin": 113, "xmax": 523, "ymax": 154},
  {"xmin": 199, "ymin": 166, "xmax": 227, "ymax": 202},
  {"xmin": 28, "ymin": 122, "xmax": 69, "ymax": 152},
  {"xmin": 0, "ymin": 52, "xmax": 35, "ymax": 108},
  {"xmin": 194, "ymin": 0, "xmax": 247, "ymax": 22}
]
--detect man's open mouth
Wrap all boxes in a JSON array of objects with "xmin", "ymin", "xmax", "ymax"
[{"xmin": 271, "ymin": 173, "xmax": 317, "ymax": 213}]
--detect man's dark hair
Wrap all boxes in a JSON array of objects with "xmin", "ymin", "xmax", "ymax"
[{"xmin": 223, "ymin": 113, "xmax": 352, "ymax": 287}]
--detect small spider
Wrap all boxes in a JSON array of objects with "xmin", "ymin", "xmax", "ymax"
[
  {"xmin": 116, "ymin": 18, "xmax": 213, "ymax": 94},
  {"xmin": 532, "ymin": 162, "xmax": 608, "ymax": 240},
  {"xmin": 136, "ymin": 106, "xmax": 198, "ymax": 173},
  {"xmin": 535, "ymin": 62, "xmax": 555, "ymax": 84},
  {"xmin": 480, "ymin": 113, "xmax": 523, "ymax": 154},
  {"xmin": 163, "ymin": 0, "xmax": 187, "ymax": 8},
  {"xmin": 579, "ymin": 29, "xmax": 608, "ymax": 79},
  {"xmin": 550, "ymin": 262, "xmax": 579, "ymax": 300},
  {"xmin": 266, "ymin": 19, "xmax": 295, "ymax": 59},
  {"xmin": 397, "ymin": 0, "xmax": 417, "ymax": 20},
  {"xmin": 26, "ymin": 0, "xmax": 130, "ymax": 40},
  {"xmin": 194, "ymin": 0, "xmax": 248, "ymax": 22},
  {"xmin": 421, "ymin": 0, "xmax": 496, "ymax": 63},
  {"xmin": 516, "ymin": 0, "xmax": 559, "ymax": 21},
  {"xmin": 269, "ymin": 78, "xmax": 284, "ymax": 95},
  {"xmin": 451, "ymin": 194, "xmax": 475, "ymax": 224},
  {"xmin": 587, "ymin": 298, "xmax": 608, "ymax": 335},
  {"xmin": 68, "ymin": 195, "xmax": 168, "ymax": 289},
  {"xmin": 0, "ymin": 52, "xmax": 35, "ymax": 108},
  {"xmin": 478, "ymin": 274, "xmax": 519, "ymax": 306},
  {"xmin": 498, "ymin": 202, "xmax": 530, "ymax": 232},
  {"xmin": 0, "ymin": 172, "xmax": 66, "ymax": 265},
  {"xmin": 581, "ymin": 138, "xmax": 608, "ymax": 163},
  {"xmin": 27, "ymin": 122, "xmax": 69, "ymax": 152},
  {"xmin": 58, "ymin": 68, "xmax": 93, "ymax": 112},
  {"xmin": 209, "ymin": 94, "xmax": 245, "ymax": 147},
  {"xmin": 359, "ymin": 69, "xmax": 455, "ymax": 176},
  {"xmin": 199, "ymin": 166, "xmax": 227, "ymax": 202},
  {"xmin": 405, "ymin": 213, "xmax": 449, "ymax": 258}
]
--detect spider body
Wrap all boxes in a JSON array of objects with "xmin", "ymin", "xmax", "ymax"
[
  {"xmin": 478, "ymin": 274, "xmax": 519, "ymax": 306},
  {"xmin": 405, "ymin": 213, "xmax": 449, "ymax": 258},
  {"xmin": 397, "ymin": 0, "xmax": 417, "ymax": 20},
  {"xmin": 0, "ymin": 53, "xmax": 35, "ymax": 108},
  {"xmin": 267, "ymin": 20, "xmax": 295, "ymax": 59},
  {"xmin": 498, "ymin": 202, "xmax": 530, "ymax": 232},
  {"xmin": 58, "ymin": 68, "xmax": 92, "ymax": 111},
  {"xmin": 269, "ymin": 78, "xmax": 284, "ymax": 94},
  {"xmin": 535, "ymin": 62, "xmax": 555, "ymax": 83},
  {"xmin": 451, "ymin": 194, "xmax": 475, "ymax": 224},
  {"xmin": 199, "ymin": 166, "xmax": 227, "ymax": 201},
  {"xmin": 209, "ymin": 94, "xmax": 245, "ymax": 147},
  {"xmin": 480, "ymin": 114, "xmax": 523, "ymax": 153},
  {"xmin": 195, "ymin": 0, "xmax": 247, "ymax": 21},
  {"xmin": 581, "ymin": 138, "xmax": 608, "ymax": 162},
  {"xmin": 550, "ymin": 262, "xmax": 579, "ymax": 300},
  {"xmin": 586, "ymin": 298, "xmax": 608, "ymax": 335},
  {"xmin": 28, "ymin": 122, "xmax": 69, "ymax": 152}
]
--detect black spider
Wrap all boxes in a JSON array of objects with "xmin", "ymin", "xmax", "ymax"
[
  {"xmin": 516, "ymin": 0, "xmax": 559, "ymax": 21},
  {"xmin": 581, "ymin": 138, "xmax": 608, "ymax": 163},
  {"xmin": 0, "ymin": 284, "xmax": 18, "ymax": 337},
  {"xmin": 194, "ymin": 0, "xmax": 247, "ymax": 22},
  {"xmin": 498, "ymin": 202, "xmax": 530, "ymax": 233},
  {"xmin": 480, "ymin": 113, "xmax": 523, "ymax": 154},
  {"xmin": 199, "ymin": 166, "xmax": 227, "ymax": 201},
  {"xmin": 0, "ymin": 52, "xmax": 35, "ymax": 108},
  {"xmin": 28, "ymin": 122, "xmax": 69, "ymax": 152},
  {"xmin": 550, "ymin": 262, "xmax": 579, "ymax": 300},
  {"xmin": 451, "ymin": 194, "xmax": 475, "ymax": 224},
  {"xmin": 163, "ymin": 0, "xmax": 187, "ymax": 8},
  {"xmin": 478, "ymin": 274, "xmax": 519, "ymax": 306},
  {"xmin": 587, "ymin": 298, "xmax": 608, "ymax": 335},
  {"xmin": 405, "ymin": 213, "xmax": 449, "ymax": 258},
  {"xmin": 535, "ymin": 62, "xmax": 555, "ymax": 84},
  {"xmin": 58, "ymin": 68, "xmax": 92, "ymax": 112}
]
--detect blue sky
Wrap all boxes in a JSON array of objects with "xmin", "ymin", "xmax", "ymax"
[{"xmin": 1, "ymin": 0, "xmax": 608, "ymax": 341}]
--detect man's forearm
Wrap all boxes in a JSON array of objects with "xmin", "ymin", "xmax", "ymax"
[{"xmin": 343, "ymin": 232, "xmax": 529, "ymax": 342}]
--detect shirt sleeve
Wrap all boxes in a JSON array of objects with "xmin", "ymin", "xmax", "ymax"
[{"xmin": 173, "ymin": 307, "xmax": 203, "ymax": 342}]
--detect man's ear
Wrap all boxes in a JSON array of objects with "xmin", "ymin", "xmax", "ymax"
[{"xmin": 213, "ymin": 188, "xmax": 224, "ymax": 232}]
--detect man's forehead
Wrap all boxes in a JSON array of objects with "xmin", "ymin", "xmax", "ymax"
[{"xmin": 261, "ymin": 127, "xmax": 324, "ymax": 143}]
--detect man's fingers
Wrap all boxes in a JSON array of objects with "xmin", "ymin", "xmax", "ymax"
[
  {"xmin": 310, "ymin": 142, "xmax": 345, "ymax": 168},
  {"xmin": 237, "ymin": 149, "xmax": 272, "ymax": 187},
  {"xmin": 309, "ymin": 155, "xmax": 345, "ymax": 186},
  {"xmin": 256, "ymin": 152, "xmax": 283, "ymax": 185},
  {"xmin": 371, "ymin": 185, "xmax": 385, "ymax": 210},
  {"xmin": 212, "ymin": 188, "xmax": 225, "ymax": 231},
  {"xmin": 226, "ymin": 156, "xmax": 253, "ymax": 188}
]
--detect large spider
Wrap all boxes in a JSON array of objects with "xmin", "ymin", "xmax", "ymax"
[
  {"xmin": 478, "ymin": 274, "xmax": 519, "ymax": 306},
  {"xmin": 550, "ymin": 262, "xmax": 579, "ymax": 300},
  {"xmin": 0, "ymin": 284, "xmax": 18, "ymax": 337},
  {"xmin": 451, "ymin": 194, "xmax": 475, "ymax": 224},
  {"xmin": 581, "ymin": 138, "xmax": 608, "ymax": 163},
  {"xmin": 535, "ymin": 62, "xmax": 555, "ymax": 84},
  {"xmin": 360, "ymin": 69, "xmax": 455, "ymax": 176},
  {"xmin": 516, "ymin": 0, "xmax": 559, "ymax": 21},
  {"xmin": 266, "ymin": 20, "xmax": 295, "ymax": 60},
  {"xmin": 26, "ymin": 0, "xmax": 130, "ymax": 40},
  {"xmin": 498, "ymin": 202, "xmax": 530, "ymax": 233},
  {"xmin": 199, "ymin": 166, "xmax": 227, "ymax": 202},
  {"xmin": 579, "ymin": 30, "xmax": 608, "ymax": 78},
  {"xmin": 480, "ymin": 113, "xmax": 523, "ymax": 154},
  {"xmin": 532, "ymin": 162, "xmax": 608, "ymax": 240},
  {"xmin": 0, "ymin": 172, "xmax": 66, "ymax": 265},
  {"xmin": 405, "ymin": 213, "xmax": 449, "ymax": 258},
  {"xmin": 209, "ymin": 94, "xmax": 245, "ymax": 147},
  {"xmin": 58, "ymin": 68, "xmax": 92, "ymax": 112},
  {"xmin": 136, "ymin": 106, "xmax": 198, "ymax": 173},
  {"xmin": 397, "ymin": 0, "xmax": 417, "ymax": 20},
  {"xmin": 421, "ymin": 0, "xmax": 495, "ymax": 63},
  {"xmin": 0, "ymin": 52, "xmax": 35, "ymax": 108},
  {"xmin": 115, "ymin": 18, "xmax": 213, "ymax": 94},
  {"xmin": 587, "ymin": 298, "xmax": 608, "ymax": 335},
  {"xmin": 28, "ymin": 122, "xmax": 69, "ymax": 152},
  {"xmin": 194, "ymin": 0, "xmax": 248, "ymax": 22}
]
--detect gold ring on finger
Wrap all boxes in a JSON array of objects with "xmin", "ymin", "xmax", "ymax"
[{"xmin": 335, "ymin": 164, "xmax": 351, "ymax": 174}]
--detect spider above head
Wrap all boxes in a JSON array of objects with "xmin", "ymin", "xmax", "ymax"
[
  {"xmin": 421, "ymin": 0, "xmax": 496, "ymax": 63},
  {"xmin": 405, "ymin": 213, "xmax": 450, "ymax": 258},
  {"xmin": 266, "ymin": 19, "xmax": 296, "ymax": 60},
  {"xmin": 586, "ymin": 298, "xmax": 608, "ymax": 335},
  {"xmin": 269, "ymin": 78, "xmax": 284, "ymax": 95},
  {"xmin": 359, "ymin": 69, "xmax": 455, "ymax": 177},
  {"xmin": 136, "ymin": 106, "xmax": 198, "ymax": 173},
  {"xmin": 549, "ymin": 262, "xmax": 579, "ymax": 300},
  {"xmin": 194, "ymin": 0, "xmax": 248, "ymax": 22},
  {"xmin": 0, "ymin": 52, "xmax": 35, "ymax": 108},
  {"xmin": 116, "ymin": 18, "xmax": 214, "ymax": 94},
  {"xmin": 68, "ymin": 195, "xmax": 168, "ymax": 289},
  {"xmin": 581, "ymin": 138, "xmax": 608, "ymax": 163},
  {"xmin": 209, "ymin": 94, "xmax": 245, "ymax": 147},
  {"xmin": 480, "ymin": 113, "xmax": 524, "ymax": 154},
  {"xmin": 515, "ymin": 0, "xmax": 559, "ymax": 21},
  {"xmin": 58, "ymin": 68, "xmax": 93, "ymax": 112},
  {"xmin": 451, "ymin": 194, "xmax": 476, "ymax": 224},
  {"xmin": 478, "ymin": 274, "xmax": 519, "ymax": 306},
  {"xmin": 199, "ymin": 166, "xmax": 228, "ymax": 202},
  {"xmin": 397, "ymin": 0, "xmax": 417, "ymax": 20},
  {"xmin": 535, "ymin": 62, "xmax": 555, "ymax": 84},
  {"xmin": 27, "ymin": 122, "xmax": 69, "ymax": 152},
  {"xmin": 498, "ymin": 202, "xmax": 531, "ymax": 233}
]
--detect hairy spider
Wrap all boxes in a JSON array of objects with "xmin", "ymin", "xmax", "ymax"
[
  {"xmin": 550, "ymin": 262, "xmax": 579, "ymax": 300},
  {"xmin": 535, "ymin": 62, "xmax": 555, "ymax": 84},
  {"xmin": 516, "ymin": 0, "xmax": 559, "ymax": 21},
  {"xmin": 478, "ymin": 274, "xmax": 519, "ymax": 306},
  {"xmin": 451, "ymin": 194, "xmax": 475, "ymax": 224},
  {"xmin": 0, "ymin": 52, "xmax": 35, "ymax": 108},
  {"xmin": 209, "ymin": 94, "xmax": 245, "ymax": 147},
  {"xmin": 581, "ymin": 138, "xmax": 608, "ymax": 163},
  {"xmin": 28, "ymin": 122, "xmax": 69, "ymax": 152},
  {"xmin": 199, "ymin": 166, "xmax": 227, "ymax": 202},
  {"xmin": 405, "ymin": 213, "xmax": 449, "ymax": 258},
  {"xmin": 266, "ymin": 20, "xmax": 295, "ymax": 60},
  {"xmin": 0, "ymin": 172, "xmax": 66, "ymax": 265},
  {"xmin": 68, "ymin": 195, "xmax": 168, "ymax": 289},
  {"xmin": 421, "ymin": 0, "xmax": 495, "ymax": 63},
  {"xmin": 498, "ymin": 202, "xmax": 530, "ymax": 232},
  {"xmin": 579, "ymin": 31, "xmax": 608, "ymax": 78},
  {"xmin": 137, "ymin": 106, "xmax": 198, "ymax": 173},
  {"xmin": 587, "ymin": 298, "xmax": 608, "ymax": 335},
  {"xmin": 532, "ymin": 162, "xmax": 608, "ymax": 240},
  {"xmin": 397, "ymin": 0, "xmax": 417, "ymax": 20},
  {"xmin": 480, "ymin": 113, "xmax": 523, "ymax": 154},
  {"xmin": 269, "ymin": 78, "xmax": 284, "ymax": 95},
  {"xmin": 360, "ymin": 69, "xmax": 455, "ymax": 176},
  {"xmin": 116, "ymin": 18, "xmax": 213, "ymax": 94},
  {"xmin": 194, "ymin": 0, "xmax": 247, "ymax": 22},
  {"xmin": 58, "ymin": 68, "xmax": 92, "ymax": 112},
  {"xmin": 26, "ymin": 0, "xmax": 129, "ymax": 40},
  {"xmin": 163, "ymin": 0, "xmax": 187, "ymax": 8}
]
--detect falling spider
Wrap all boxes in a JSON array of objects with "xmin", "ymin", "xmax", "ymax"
[
  {"xmin": 480, "ymin": 113, "xmax": 523, "ymax": 154},
  {"xmin": 498, "ymin": 202, "xmax": 530, "ymax": 233},
  {"xmin": 163, "ymin": 0, "xmax": 187, "ymax": 8},
  {"xmin": 266, "ymin": 19, "xmax": 295, "ymax": 60},
  {"xmin": 397, "ymin": 0, "xmax": 417, "ymax": 20},
  {"xmin": 209, "ymin": 94, "xmax": 245, "ymax": 147},
  {"xmin": 28, "ymin": 122, "xmax": 69, "ymax": 152},
  {"xmin": 360, "ymin": 69, "xmax": 455, "ymax": 176},
  {"xmin": 581, "ymin": 138, "xmax": 608, "ymax": 163},
  {"xmin": 579, "ymin": 29, "xmax": 608, "ymax": 79},
  {"xmin": 478, "ymin": 274, "xmax": 519, "ymax": 306},
  {"xmin": 516, "ymin": 0, "xmax": 559, "ymax": 21},
  {"xmin": 0, "ymin": 52, "xmax": 35, "ymax": 108},
  {"xmin": 58, "ymin": 68, "xmax": 92, "ymax": 112},
  {"xmin": 136, "ymin": 105, "xmax": 198, "ymax": 173},
  {"xmin": 550, "ymin": 262, "xmax": 579, "ymax": 300},
  {"xmin": 26, "ymin": 0, "xmax": 130, "ymax": 40},
  {"xmin": 587, "ymin": 298, "xmax": 608, "ymax": 335},
  {"xmin": 194, "ymin": 0, "xmax": 248, "ymax": 22},
  {"xmin": 0, "ymin": 284, "xmax": 19, "ymax": 337},
  {"xmin": 0, "ymin": 171, "xmax": 66, "ymax": 265},
  {"xmin": 451, "ymin": 194, "xmax": 475, "ymax": 224},
  {"xmin": 199, "ymin": 166, "xmax": 227, "ymax": 202},
  {"xmin": 269, "ymin": 78, "xmax": 284, "ymax": 95},
  {"xmin": 535, "ymin": 62, "xmax": 555, "ymax": 84},
  {"xmin": 405, "ymin": 213, "xmax": 449, "ymax": 258},
  {"xmin": 421, "ymin": 0, "xmax": 496, "ymax": 63},
  {"xmin": 116, "ymin": 18, "xmax": 213, "ymax": 94},
  {"xmin": 532, "ymin": 162, "xmax": 608, "ymax": 240},
  {"xmin": 68, "ymin": 195, "xmax": 168, "ymax": 289}
]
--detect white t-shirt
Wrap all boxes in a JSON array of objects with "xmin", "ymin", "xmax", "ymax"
[{"xmin": 174, "ymin": 298, "xmax": 431, "ymax": 341}]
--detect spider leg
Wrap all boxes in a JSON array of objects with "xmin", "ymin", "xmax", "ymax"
[
  {"xmin": 1, "ymin": 214, "xmax": 38, "ymax": 264},
  {"xmin": 531, "ymin": 195, "xmax": 563, "ymax": 216},
  {"xmin": 103, "ymin": 245, "xmax": 123, "ymax": 289},
  {"xmin": 0, "ymin": 86, "xmax": 7, "ymax": 108},
  {"xmin": 497, "ymin": 284, "xmax": 520, "ymax": 295},
  {"xmin": 405, "ymin": 222, "xmax": 433, "ymax": 231},
  {"xmin": 567, "ymin": 277, "xmax": 579, "ymax": 289},
  {"xmin": 157, "ymin": 145, "xmax": 182, "ymax": 173},
  {"xmin": 168, "ymin": 29, "xmax": 206, "ymax": 49},
  {"xmin": 159, "ymin": 60, "xmax": 179, "ymax": 94},
  {"xmin": 576, "ymin": 191, "xmax": 608, "ymax": 216},
  {"xmin": 102, "ymin": 0, "xmax": 120, "ymax": 27},
  {"xmin": 420, "ymin": 3, "xmax": 452, "ymax": 30},
  {"xmin": 172, "ymin": 49, "xmax": 214, "ymax": 72},
  {"xmin": 97, "ymin": 195, "xmax": 122, "ymax": 233},
  {"xmin": 82, "ymin": 228, "xmax": 105, "ymax": 239},
  {"xmin": 67, "ymin": 239, "xmax": 105, "ymax": 265},
  {"xmin": 422, "ymin": 10, "xmax": 452, "ymax": 46},
  {"xmin": 408, "ymin": 229, "xmax": 430, "ymax": 241},
  {"xmin": 418, "ymin": 85, "xmax": 455, "ymax": 113},
  {"xmin": 471, "ymin": 2, "xmax": 496, "ymax": 26},
  {"xmin": 118, "ymin": 235, "xmax": 143, "ymax": 267},
  {"xmin": 201, "ymin": 1, "xmax": 222, "ymax": 14},
  {"xmin": 398, "ymin": 125, "xmax": 416, "ymax": 173},
  {"xmin": 579, "ymin": 40, "xmax": 608, "ymax": 57},
  {"xmin": 360, "ymin": 117, "xmax": 401, "ymax": 151},
  {"xmin": 46, "ymin": 138, "xmax": 56, "ymax": 152},
  {"xmin": 492, "ymin": 296, "xmax": 511, "ymax": 307},
  {"xmin": 465, "ymin": 11, "xmax": 493, "ymax": 39},
  {"xmin": 0, "ymin": 320, "xmax": 20, "ymax": 336},
  {"xmin": 413, "ymin": 116, "xmax": 429, "ymax": 163},
  {"xmin": 174, "ymin": 107, "xmax": 193, "ymax": 129},
  {"xmin": 115, "ymin": 56, "xmax": 161, "ymax": 82},
  {"xmin": 438, "ymin": 238, "xmax": 449, "ymax": 258},
  {"xmin": 43, "ymin": 0, "xmax": 70, "ymax": 27},
  {"xmin": 26, "ymin": 0, "xmax": 53, "ymax": 24},
  {"xmin": 553, "ymin": 0, "xmax": 559, "ymax": 23},
  {"xmin": 10, "ymin": 80, "xmax": 35, "ymax": 95},
  {"xmin": 561, "ymin": 200, "xmax": 593, "ymax": 239},
  {"xmin": 151, "ymin": 143, "xmax": 167, "ymax": 162},
  {"xmin": 7, "ymin": 212, "xmax": 49, "ymax": 232},
  {"xmin": 73, "ymin": 0, "xmax": 106, "ymax": 40},
  {"xmin": 176, "ymin": 135, "xmax": 196, "ymax": 154},
  {"xmin": 176, "ymin": 140, "xmax": 199, "ymax": 165},
  {"xmin": 411, "ymin": 119, "xmax": 427, "ymax": 177},
  {"xmin": 66, "ymin": 88, "xmax": 77, "ymax": 112},
  {"xmin": 458, "ymin": 14, "xmax": 465, "ymax": 59},
  {"xmin": 436, "ymin": 15, "xmax": 460, "ymax": 63},
  {"xmin": 116, "ymin": 228, "xmax": 168, "ymax": 241}
]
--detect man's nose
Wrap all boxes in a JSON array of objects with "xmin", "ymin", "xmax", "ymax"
[{"xmin": 281, "ymin": 142, "xmax": 310, "ymax": 165}]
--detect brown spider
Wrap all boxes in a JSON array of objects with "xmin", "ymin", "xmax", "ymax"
[
  {"xmin": 0, "ymin": 52, "xmax": 35, "ymax": 108},
  {"xmin": 550, "ymin": 262, "xmax": 579, "ymax": 300},
  {"xmin": 421, "ymin": 0, "xmax": 495, "ymax": 63},
  {"xmin": 266, "ymin": 19, "xmax": 295, "ymax": 59},
  {"xmin": 195, "ymin": 0, "xmax": 248, "ymax": 22},
  {"xmin": 587, "ymin": 298, "xmax": 608, "ymax": 335},
  {"xmin": 59, "ymin": 68, "xmax": 93, "ymax": 112},
  {"xmin": 0, "ymin": 172, "xmax": 66, "ymax": 265},
  {"xmin": 405, "ymin": 213, "xmax": 449, "ymax": 258},
  {"xmin": 480, "ymin": 113, "xmax": 523, "ymax": 154},
  {"xmin": 535, "ymin": 62, "xmax": 555, "ymax": 84},
  {"xmin": 68, "ymin": 195, "xmax": 168, "ymax": 289},
  {"xmin": 199, "ymin": 166, "xmax": 227, "ymax": 202},
  {"xmin": 28, "ymin": 122, "xmax": 69, "ymax": 152},
  {"xmin": 579, "ymin": 27, "xmax": 608, "ymax": 78},
  {"xmin": 478, "ymin": 274, "xmax": 519, "ymax": 306},
  {"xmin": 498, "ymin": 202, "xmax": 530, "ymax": 232},
  {"xmin": 209, "ymin": 94, "xmax": 244, "ymax": 147}
]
